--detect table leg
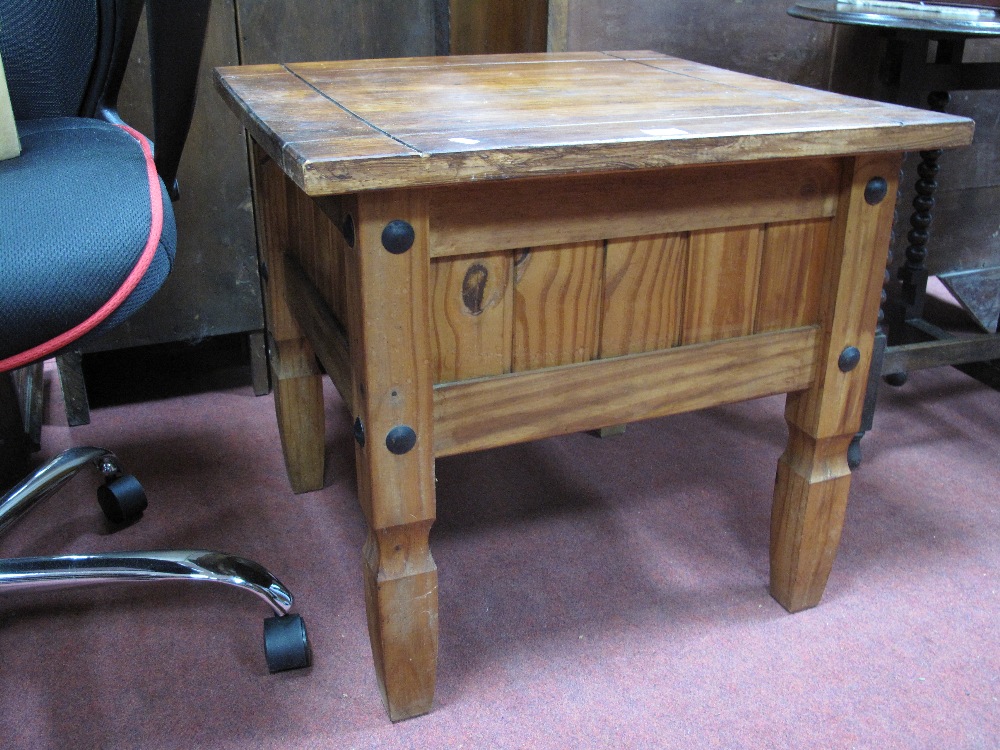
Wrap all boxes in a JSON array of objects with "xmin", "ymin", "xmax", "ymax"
[
  {"xmin": 347, "ymin": 190, "xmax": 438, "ymax": 721},
  {"xmin": 769, "ymin": 153, "xmax": 900, "ymax": 613},
  {"xmin": 248, "ymin": 144, "xmax": 325, "ymax": 493},
  {"xmin": 271, "ymin": 341, "xmax": 325, "ymax": 493},
  {"xmin": 771, "ymin": 421, "xmax": 854, "ymax": 612}
]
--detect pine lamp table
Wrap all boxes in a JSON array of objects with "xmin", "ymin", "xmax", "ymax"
[{"xmin": 215, "ymin": 51, "xmax": 971, "ymax": 721}]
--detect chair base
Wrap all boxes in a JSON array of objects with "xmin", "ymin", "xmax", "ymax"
[{"xmin": 0, "ymin": 446, "xmax": 311, "ymax": 672}]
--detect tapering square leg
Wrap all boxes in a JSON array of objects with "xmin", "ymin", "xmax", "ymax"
[
  {"xmin": 346, "ymin": 189, "xmax": 438, "ymax": 720},
  {"xmin": 249, "ymin": 143, "xmax": 326, "ymax": 493},
  {"xmin": 769, "ymin": 153, "xmax": 901, "ymax": 612}
]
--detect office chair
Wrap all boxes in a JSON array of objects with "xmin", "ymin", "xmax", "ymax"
[{"xmin": 0, "ymin": 0, "xmax": 310, "ymax": 672}]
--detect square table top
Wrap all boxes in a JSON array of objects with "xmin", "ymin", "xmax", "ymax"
[{"xmin": 215, "ymin": 51, "xmax": 972, "ymax": 196}]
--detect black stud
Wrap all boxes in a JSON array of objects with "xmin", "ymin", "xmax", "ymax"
[
  {"xmin": 385, "ymin": 425, "xmax": 417, "ymax": 455},
  {"xmin": 353, "ymin": 417, "xmax": 366, "ymax": 447},
  {"xmin": 864, "ymin": 177, "xmax": 888, "ymax": 206},
  {"xmin": 838, "ymin": 346, "xmax": 861, "ymax": 373},
  {"xmin": 382, "ymin": 220, "xmax": 415, "ymax": 254}
]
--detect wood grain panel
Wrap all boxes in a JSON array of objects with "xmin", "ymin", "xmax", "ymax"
[
  {"xmin": 683, "ymin": 226, "xmax": 765, "ymax": 344},
  {"xmin": 250, "ymin": 143, "xmax": 299, "ymax": 342},
  {"xmin": 428, "ymin": 159, "xmax": 841, "ymax": 258},
  {"xmin": 283, "ymin": 254, "xmax": 354, "ymax": 411},
  {"xmin": 286, "ymin": 182, "xmax": 350, "ymax": 326},
  {"xmin": 449, "ymin": 0, "xmax": 548, "ymax": 54},
  {"xmin": 434, "ymin": 327, "xmax": 819, "ymax": 456},
  {"xmin": 214, "ymin": 67, "xmax": 415, "ymax": 186},
  {"xmin": 217, "ymin": 55, "xmax": 972, "ymax": 196},
  {"xmin": 430, "ymin": 251, "xmax": 514, "ymax": 382},
  {"xmin": 601, "ymin": 233, "xmax": 688, "ymax": 357},
  {"xmin": 755, "ymin": 219, "xmax": 832, "ymax": 333},
  {"xmin": 513, "ymin": 242, "xmax": 603, "ymax": 371},
  {"xmin": 294, "ymin": 58, "xmax": 808, "ymax": 138}
]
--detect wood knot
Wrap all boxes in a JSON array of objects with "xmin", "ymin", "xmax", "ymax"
[{"xmin": 461, "ymin": 262, "xmax": 493, "ymax": 315}]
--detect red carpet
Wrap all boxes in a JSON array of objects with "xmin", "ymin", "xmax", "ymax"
[{"xmin": 1, "ymin": 361, "xmax": 997, "ymax": 748}]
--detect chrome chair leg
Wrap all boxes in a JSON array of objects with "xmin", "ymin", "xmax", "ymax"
[
  {"xmin": 0, "ymin": 448, "xmax": 311, "ymax": 672},
  {"xmin": 0, "ymin": 550, "xmax": 293, "ymax": 614},
  {"xmin": 0, "ymin": 446, "xmax": 134, "ymax": 535}
]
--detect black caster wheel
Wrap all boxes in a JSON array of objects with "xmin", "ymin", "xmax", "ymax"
[
  {"xmin": 97, "ymin": 474, "xmax": 148, "ymax": 523},
  {"xmin": 264, "ymin": 614, "xmax": 311, "ymax": 673}
]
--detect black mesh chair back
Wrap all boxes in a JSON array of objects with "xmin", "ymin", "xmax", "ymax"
[{"xmin": 0, "ymin": 0, "xmax": 99, "ymax": 119}]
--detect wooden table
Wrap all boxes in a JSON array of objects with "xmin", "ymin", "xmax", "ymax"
[{"xmin": 215, "ymin": 51, "xmax": 971, "ymax": 720}]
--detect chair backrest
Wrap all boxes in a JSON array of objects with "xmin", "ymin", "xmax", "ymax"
[
  {"xmin": 0, "ymin": 0, "xmax": 209, "ymax": 193},
  {"xmin": 0, "ymin": 0, "xmax": 103, "ymax": 120}
]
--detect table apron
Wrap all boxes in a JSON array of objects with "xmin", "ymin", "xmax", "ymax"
[
  {"xmin": 426, "ymin": 158, "xmax": 843, "ymax": 258},
  {"xmin": 431, "ymin": 326, "xmax": 819, "ymax": 456}
]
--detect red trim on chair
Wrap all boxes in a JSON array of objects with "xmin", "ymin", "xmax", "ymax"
[{"xmin": 0, "ymin": 124, "xmax": 165, "ymax": 373}]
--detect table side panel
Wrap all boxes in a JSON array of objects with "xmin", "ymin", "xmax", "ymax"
[
  {"xmin": 260, "ymin": 161, "xmax": 352, "ymax": 355},
  {"xmin": 283, "ymin": 254, "xmax": 354, "ymax": 413},
  {"xmin": 432, "ymin": 327, "xmax": 819, "ymax": 456},
  {"xmin": 427, "ymin": 159, "xmax": 842, "ymax": 257},
  {"xmin": 287, "ymin": 188, "xmax": 351, "ymax": 327},
  {"xmin": 756, "ymin": 218, "xmax": 833, "ymax": 332},
  {"xmin": 601, "ymin": 233, "xmax": 688, "ymax": 357},
  {"xmin": 427, "ymin": 158, "xmax": 841, "ymax": 385},
  {"xmin": 512, "ymin": 242, "xmax": 604, "ymax": 372},
  {"xmin": 683, "ymin": 226, "xmax": 765, "ymax": 344},
  {"xmin": 248, "ymin": 144, "xmax": 326, "ymax": 492},
  {"xmin": 429, "ymin": 249, "xmax": 515, "ymax": 382},
  {"xmin": 253, "ymin": 152, "xmax": 355, "ymax": 406}
]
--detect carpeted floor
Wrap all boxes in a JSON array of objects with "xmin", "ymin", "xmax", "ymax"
[{"xmin": 1, "ymin": 356, "xmax": 997, "ymax": 749}]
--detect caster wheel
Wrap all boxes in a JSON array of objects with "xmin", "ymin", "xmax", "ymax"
[
  {"xmin": 97, "ymin": 474, "xmax": 148, "ymax": 523},
  {"xmin": 264, "ymin": 614, "xmax": 311, "ymax": 672}
]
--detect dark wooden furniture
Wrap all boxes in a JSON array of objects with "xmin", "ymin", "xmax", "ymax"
[
  {"xmin": 445, "ymin": 0, "xmax": 548, "ymax": 54},
  {"xmin": 217, "ymin": 50, "xmax": 970, "ymax": 721},
  {"xmin": 789, "ymin": 0, "xmax": 1000, "ymax": 460}
]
